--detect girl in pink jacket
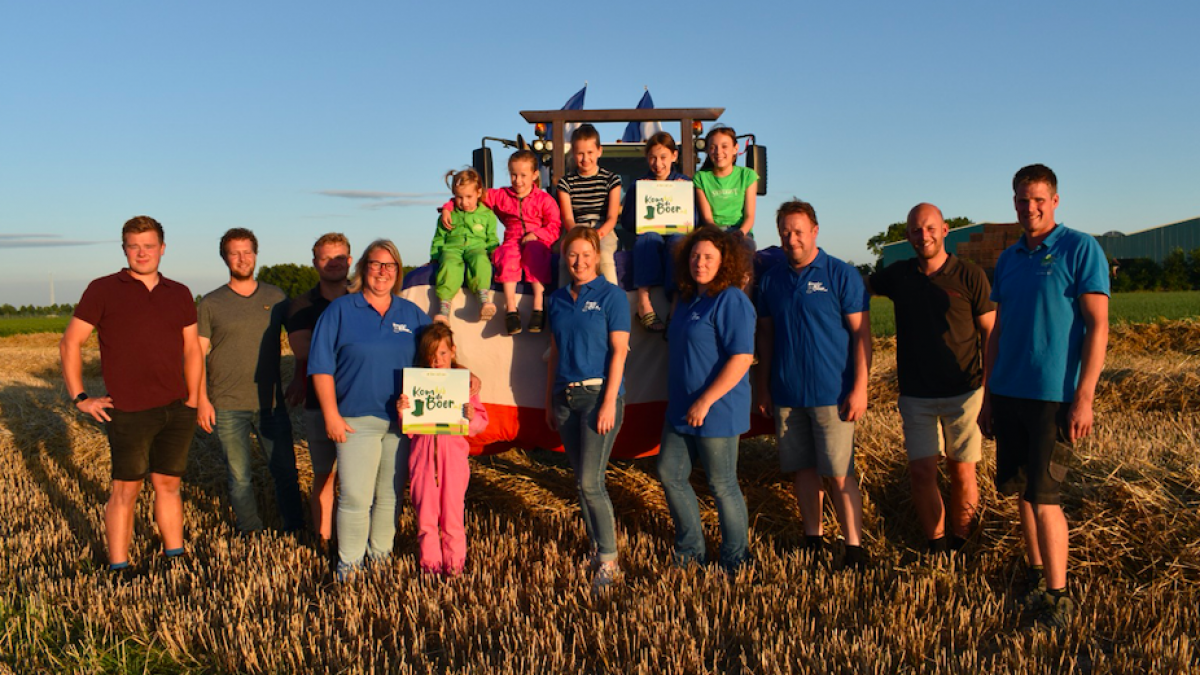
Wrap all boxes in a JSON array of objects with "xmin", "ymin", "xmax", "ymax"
[
  {"xmin": 398, "ymin": 323, "xmax": 489, "ymax": 576},
  {"xmin": 443, "ymin": 150, "xmax": 561, "ymax": 335}
]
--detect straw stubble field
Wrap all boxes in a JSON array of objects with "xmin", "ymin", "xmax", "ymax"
[{"xmin": 1, "ymin": 325, "xmax": 1198, "ymax": 674}]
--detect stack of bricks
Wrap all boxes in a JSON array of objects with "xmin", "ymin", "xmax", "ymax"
[{"xmin": 954, "ymin": 222, "xmax": 1022, "ymax": 273}]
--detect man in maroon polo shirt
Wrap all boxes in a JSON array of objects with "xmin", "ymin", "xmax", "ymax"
[{"xmin": 60, "ymin": 215, "xmax": 203, "ymax": 573}]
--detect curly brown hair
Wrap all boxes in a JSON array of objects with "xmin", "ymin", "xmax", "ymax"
[{"xmin": 673, "ymin": 226, "xmax": 753, "ymax": 300}]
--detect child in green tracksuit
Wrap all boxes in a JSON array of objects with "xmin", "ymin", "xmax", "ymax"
[{"xmin": 432, "ymin": 168, "xmax": 499, "ymax": 323}]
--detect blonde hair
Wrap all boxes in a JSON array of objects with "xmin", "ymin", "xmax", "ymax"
[
  {"xmin": 445, "ymin": 168, "xmax": 485, "ymax": 196},
  {"xmin": 348, "ymin": 239, "xmax": 404, "ymax": 295}
]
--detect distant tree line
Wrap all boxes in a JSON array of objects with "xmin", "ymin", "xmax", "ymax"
[
  {"xmin": 0, "ymin": 303, "xmax": 75, "ymax": 317},
  {"xmin": 257, "ymin": 263, "xmax": 421, "ymax": 298},
  {"xmin": 1111, "ymin": 248, "xmax": 1200, "ymax": 292}
]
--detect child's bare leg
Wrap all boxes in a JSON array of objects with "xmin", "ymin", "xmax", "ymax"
[
  {"xmin": 503, "ymin": 282, "xmax": 518, "ymax": 313},
  {"xmin": 531, "ymin": 282, "xmax": 545, "ymax": 311},
  {"xmin": 636, "ymin": 287, "xmax": 655, "ymax": 316}
]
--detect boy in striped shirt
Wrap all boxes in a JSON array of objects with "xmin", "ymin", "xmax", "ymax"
[{"xmin": 557, "ymin": 124, "xmax": 622, "ymax": 285}]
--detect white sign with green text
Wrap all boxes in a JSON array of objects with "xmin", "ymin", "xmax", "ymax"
[
  {"xmin": 635, "ymin": 180, "xmax": 694, "ymax": 235},
  {"xmin": 401, "ymin": 367, "xmax": 470, "ymax": 435}
]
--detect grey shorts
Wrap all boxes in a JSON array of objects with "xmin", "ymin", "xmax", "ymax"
[
  {"xmin": 775, "ymin": 406, "xmax": 856, "ymax": 477},
  {"xmin": 897, "ymin": 388, "xmax": 984, "ymax": 463},
  {"xmin": 305, "ymin": 408, "xmax": 338, "ymax": 475}
]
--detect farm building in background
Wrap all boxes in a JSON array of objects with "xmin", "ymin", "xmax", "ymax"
[
  {"xmin": 1092, "ymin": 216, "xmax": 1200, "ymax": 263},
  {"xmin": 881, "ymin": 215, "xmax": 1200, "ymax": 273}
]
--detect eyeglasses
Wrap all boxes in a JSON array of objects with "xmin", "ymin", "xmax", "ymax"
[{"xmin": 366, "ymin": 261, "xmax": 399, "ymax": 272}]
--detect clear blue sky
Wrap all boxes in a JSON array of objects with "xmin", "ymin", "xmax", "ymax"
[{"xmin": 2, "ymin": 1, "xmax": 1197, "ymax": 306}]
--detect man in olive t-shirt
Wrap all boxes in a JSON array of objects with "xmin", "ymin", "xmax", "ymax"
[{"xmin": 197, "ymin": 228, "xmax": 303, "ymax": 533}]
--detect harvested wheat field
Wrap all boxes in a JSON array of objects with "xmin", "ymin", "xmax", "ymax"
[{"xmin": 1, "ymin": 324, "xmax": 1198, "ymax": 674}]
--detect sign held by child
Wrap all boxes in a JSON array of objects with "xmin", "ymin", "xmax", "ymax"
[
  {"xmin": 635, "ymin": 180, "xmax": 694, "ymax": 235},
  {"xmin": 402, "ymin": 367, "xmax": 471, "ymax": 435}
]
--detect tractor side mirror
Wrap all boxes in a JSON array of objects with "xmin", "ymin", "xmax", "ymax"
[
  {"xmin": 472, "ymin": 147, "xmax": 494, "ymax": 189},
  {"xmin": 745, "ymin": 145, "xmax": 768, "ymax": 195}
]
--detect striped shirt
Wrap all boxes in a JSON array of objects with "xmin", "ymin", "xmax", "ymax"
[{"xmin": 557, "ymin": 168, "xmax": 621, "ymax": 227}]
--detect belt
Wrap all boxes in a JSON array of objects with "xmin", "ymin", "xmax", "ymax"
[{"xmin": 566, "ymin": 378, "xmax": 604, "ymax": 389}]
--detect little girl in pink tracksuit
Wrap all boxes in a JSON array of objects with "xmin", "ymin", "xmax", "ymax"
[
  {"xmin": 398, "ymin": 323, "xmax": 488, "ymax": 575},
  {"xmin": 442, "ymin": 149, "xmax": 561, "ymax": 336}
]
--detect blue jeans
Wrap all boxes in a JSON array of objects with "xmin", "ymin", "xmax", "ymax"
[
  {"xmin": 336, "ymin": 416, "xmax": 409, "ymax": 576},
  {"xmin": 215, "ymin": 407, "xmax": 304, "ymax": 532},
  {"xmin": 633, "ymin": 233, "xmax": 683, "ymax": 294},
  {"xmin": 656, "ymin": 423, "xmax": 749, "ymax": 570},
  {"xmin": 553, "ymin": 386, "xmax": 624, "ymax": 562}
]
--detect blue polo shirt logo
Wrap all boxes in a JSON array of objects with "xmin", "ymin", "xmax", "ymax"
[
  {"xmin": 583, "ymin": 301, "xmax": 601, "ymax": 312},
  {"xmin": 806, "ymin": 281, "xmax": 829, "ymax": 294},
  {"xmin": 392, "ymin": 323, "xmax": 412, "ymax": 333},
  {"xmin": 689, "ymin": 311, "xmax": 702, "ymax": 322}
]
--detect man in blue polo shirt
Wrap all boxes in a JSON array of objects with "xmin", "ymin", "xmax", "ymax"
[
  {"xmin": 983, "ymin": 164, "xmax": 1109, "ymax": 628},
  {"xmin": 757, "ymin": 199, "xmax": 872, "ymax": 569}
]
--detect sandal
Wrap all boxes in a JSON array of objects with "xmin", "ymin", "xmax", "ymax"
[
  {"xmin": 479, "ymin": 302, "xmax": 497, "ymax": 322},
  {"xmin": 638, "ymin": 311, "xmax": 666, "ymax": 333}
]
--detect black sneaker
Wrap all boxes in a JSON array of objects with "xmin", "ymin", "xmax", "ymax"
[
  {"xmin": 505, "ymin": 312, "xmax": 522, "ymax": 336},
  {"xmin": 1034, "ymin": 592, "xmax": 1074, "ymax": 629},
  {"xmin": 843, "ymin": 545, "xmax": 870, "ymax": 571},
  {"xmin": 1015, "ymin": 568, "xmax": 1048, "ymax": 615},
  {"xmin": 527, "ymin": 310, "xmax": 545, "ymax": 333}
]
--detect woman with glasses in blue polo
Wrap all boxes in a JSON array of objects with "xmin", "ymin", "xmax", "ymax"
[
  {"xmin": 545, "ymin": 226, "xmax": 631, "ymax": 590},
  {"xmin": 309, "ymin": 239, "xmax": 430, "ymax": 581},
  {"xmin": 658, "ymin": 225, "xmax": 756, "ymax": 573}
]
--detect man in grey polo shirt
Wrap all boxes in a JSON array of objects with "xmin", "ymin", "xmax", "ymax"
[
  {"xmin": 197, "ymin": 228, "xmax": 304, "ymax": 533},
  {"xmin": 870, "ymin": 203, "xmax": 994, "ymax": 556}
]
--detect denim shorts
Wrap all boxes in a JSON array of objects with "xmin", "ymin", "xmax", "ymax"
[{"xmin": 106, "ymin": 399, "xmax": 196, "ymax": 480}]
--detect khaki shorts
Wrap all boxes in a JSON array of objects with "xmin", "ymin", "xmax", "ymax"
[
  {"xmin": 897, "ymin": 388, "xmax": 984, "ymax": 463},
  {"xmin": 775, "ymin": 406, "xmax": 856, "ymax": 477}
]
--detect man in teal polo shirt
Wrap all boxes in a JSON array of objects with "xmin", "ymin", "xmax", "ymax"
[{"xmin": 982, "ymin": 164, "xmax": 1109, "ymax": 628}]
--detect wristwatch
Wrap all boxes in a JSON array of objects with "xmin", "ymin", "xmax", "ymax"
[{"xmin": 74, "ymin": 392, "xmax": 89, "ymax": 404}]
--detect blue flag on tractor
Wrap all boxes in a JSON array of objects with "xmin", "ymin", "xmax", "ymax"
[
  {"xmin": 621, "ymin": 88, "xmax": 662, "ymax": 143},
  {"xmin": 548, "ymin": 84, "xmax": 587, "ymax": 146}
]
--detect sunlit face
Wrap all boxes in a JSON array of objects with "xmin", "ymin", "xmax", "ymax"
[
  {"xmin": 363, "ymin": 247, "xmax": 398, "ymax": 296},
  {"xmin": 572, "ymin": 137, "xmax": 602, "ymax": 175},
  {"xmin": 689, "ymin": 240, "xmax": 723, "ymax": 288},
  {"xmin": 314, "ymin": 243, "xmax": 351, "ymax": 283},
  {"xmin": 508, "ymin": 158, "xmax": 538, "ymax": 198},
  {"xmin": 779, "ymin": 212, "xmax": 819, "ymax": 269},
  {"xmin": 707, "ymin": 133, "xmax": 738, "ymax": 172},
  {"xmin": 223, "ymin": 238, "xmax": 256, "ymax": 280},
  {"xmin": 1014, "ymin": 181, "xmax": 1059, "ymax": 238},
  {"xmin": 566, "ymin": 237, "xmax": 599, "ymax": 284},
  {"xmin": 429, "ymin": 338, "xmax": 456, "ymax": 369},
  {"xmin": 646, "ymin": 144, "xmax": 678, "ymax": 181},
  {"xmin": 453, "ymin": 183, "xmax": 482, "ymax": 213},
  {"xmin": 906, "ymin": 208, "xmax": 947, "ymax": 261},
  {"xmin": 122, "ymin": 230, "xmax": 165, "ymax": 277}
]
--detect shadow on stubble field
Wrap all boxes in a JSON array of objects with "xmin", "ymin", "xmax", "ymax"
[{"xmin": 1, "ymin": 325, "xmax": 1199, "ymax": 674}]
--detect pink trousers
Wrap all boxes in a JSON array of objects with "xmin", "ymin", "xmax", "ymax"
[
  {"xmin": 492, "ymin": 239, "xmax": 552, "ymax": 284},
  {"xmin": 408, "ymin": 434, "xmax": 470, "ymax": 574}
]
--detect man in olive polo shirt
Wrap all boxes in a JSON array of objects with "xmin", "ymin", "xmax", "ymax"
[
  {"xmin": 60, "ymin": 216, "xmax": 203, "ymax": 572},
  {"xmin": 870, "ymin": 203, "xmax": 994, "ymax": 555}
]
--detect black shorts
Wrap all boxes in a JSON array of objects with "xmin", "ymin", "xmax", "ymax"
[
  {"xmin": 105, "ymin": 399, "xmax": 196, "ymax": 481},
  {"xmin": 991, "ymin": 394, "xmax": 1072, "ymax": 505}
]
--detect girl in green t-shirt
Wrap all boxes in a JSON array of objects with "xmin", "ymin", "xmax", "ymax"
[{"xmin": 694, "ymin": 126, "xmax": 758, "ymax": 239}]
